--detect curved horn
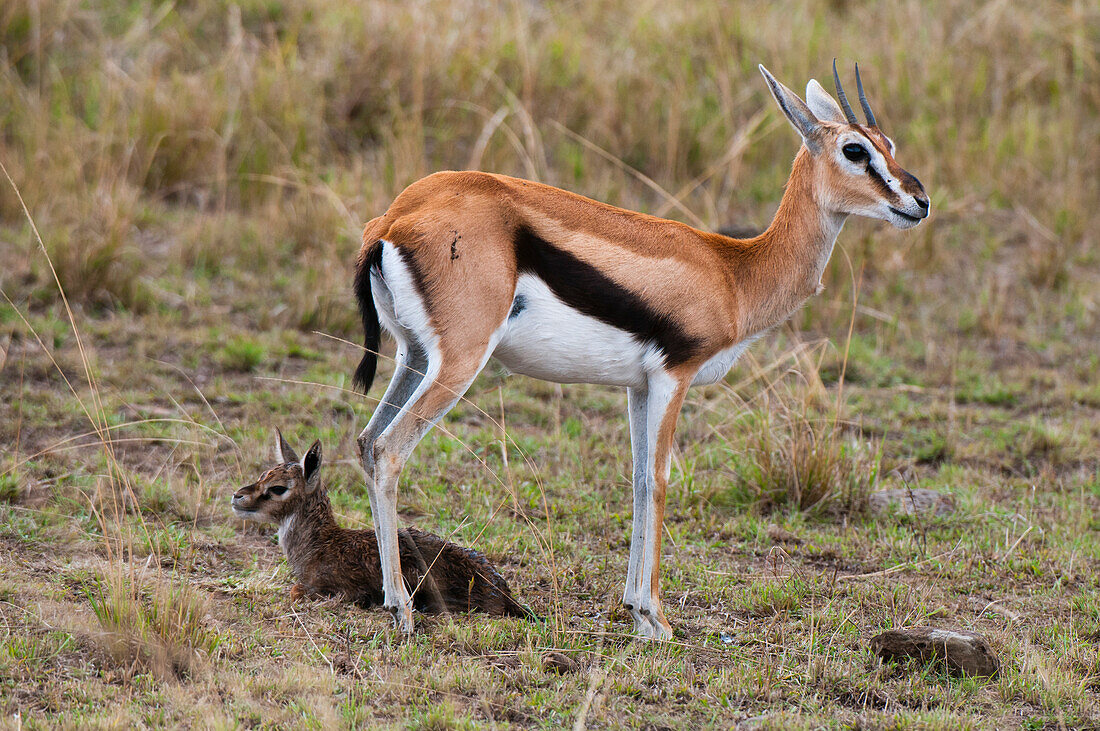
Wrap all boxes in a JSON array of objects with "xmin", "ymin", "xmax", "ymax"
[
  {"xmin": 854, "ymin": 63, "xmax": 878, "ymax": 127},
  {"xmin": 832, "ymin": 58, "xmax": 859, "ymax": 125}
]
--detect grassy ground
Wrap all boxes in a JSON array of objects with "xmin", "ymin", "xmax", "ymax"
[{"xmin": 2, "ymin": 0, "xmax": 1099, "ymax": 728}]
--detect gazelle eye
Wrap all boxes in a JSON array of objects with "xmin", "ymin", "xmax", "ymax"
[
  {"xmin": 842, "ymin": 144, "xmax": 868, "ymax": 163},
  {"xmin": 268, "ymin": 485, "xmax": 288, "ymax": 496}
]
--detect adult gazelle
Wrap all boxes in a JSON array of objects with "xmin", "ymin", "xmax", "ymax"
[{"xmin": 351, "ymin": 63, "xmax": 928, "ymax": 639}]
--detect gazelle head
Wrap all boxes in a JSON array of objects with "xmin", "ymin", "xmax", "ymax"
[
  {"xmin": 759, "ymin": 62, "xmax": 929, "ymax": 229},
  {"xmin": 231, "ymin": 429, "xmax": 323, "ymax": 524}
]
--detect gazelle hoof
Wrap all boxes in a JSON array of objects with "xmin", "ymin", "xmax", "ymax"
[
  {"xmin": 636, "ymin": 621, "xmax": 673, "ymax": 641},
  {"xmin": 385, "ymin": 604, "xmax": 415, "ymax": 634}
]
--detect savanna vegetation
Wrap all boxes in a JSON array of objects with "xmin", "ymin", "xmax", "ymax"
[{"xmin": 1, "ymin": 0, "xmax": 1098, "ymax": 727}]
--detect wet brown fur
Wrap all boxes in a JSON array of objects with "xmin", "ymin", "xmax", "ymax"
[{"xmin": 231, "ymin": 438, "xmax": 532, "ymax": 618}]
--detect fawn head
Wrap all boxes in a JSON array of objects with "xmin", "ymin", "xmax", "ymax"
[
  {"xmin": 759, "ymin": 61, "xmax": 930, "ymax": 229},
  {"xmin": 231, "ymin": 429, "xmax": 323, "ymax": 524}
]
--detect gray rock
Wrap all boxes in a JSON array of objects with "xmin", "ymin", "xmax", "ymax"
[
  {"xmin": 868, "ymin": 488, "xmax": 954, "ymax": 517},
  {"xmin": 870, "ymin": 626, "xmax": 999, "ymax": 677}
]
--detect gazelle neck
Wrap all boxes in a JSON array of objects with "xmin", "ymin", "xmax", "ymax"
[
  {"xmin": 278, "ymin": 489, "xmax": 337, "ymax": 562},
  {"xmin": 728, "ymin": 147, "xmax": 846, "ymax": 336}
]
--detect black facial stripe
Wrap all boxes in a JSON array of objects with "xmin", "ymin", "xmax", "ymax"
[
  {"xmin": 513, "ymin": 226, "xmax": 703, "ymax": 367},
  {"xmin": 897, "ymin": 169, "xmax": 924, "ymax": 197},
  {"xmin": 866, "ymin": 162, "xmax": 899, "ymax": 202}
]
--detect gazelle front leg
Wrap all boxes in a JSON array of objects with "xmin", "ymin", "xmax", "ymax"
[
  {"xmin": 632, "ymin": 369, "xmax": 690, "ymax": 640},
  {"xmin": 623, "ymin": 386, "xmax": 650, "ymax": 635}
]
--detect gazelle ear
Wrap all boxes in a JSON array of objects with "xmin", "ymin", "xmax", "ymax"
[
  {"xmin": 275, "ymin": 428, "xmax": 299, "ymax": 464},
  {"xmin": 301, "ymin": 440, "xmax": 323, "ymax": 491},
  {"xmin": 758, "ymin": 64, "xmax": 823, "ymax": 152},
  {"xmin": 805, "ymin": 79, "xmax": 846, "ymax": 124}
]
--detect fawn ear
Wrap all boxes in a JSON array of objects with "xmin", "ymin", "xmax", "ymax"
[
  {"xmin": 301, "ymin": 440, "xmax": 322, "ymax": 491},
  {"xmin": 275, "ymin": 428, "xmax": 299, "ymax": 464}
]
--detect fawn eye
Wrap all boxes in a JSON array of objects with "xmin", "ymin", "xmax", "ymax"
[
  {"xmin": 268, "ymin": 485, "xmax": 288, "ymax": 496},
  {"xmin": 842, "ymin": 144, "xmax": 868, "ymax": 163}
]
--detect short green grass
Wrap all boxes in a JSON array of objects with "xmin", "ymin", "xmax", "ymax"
[{"xmin": 2, "ymin": 0, "xmax": 1099, "ymax": 728}]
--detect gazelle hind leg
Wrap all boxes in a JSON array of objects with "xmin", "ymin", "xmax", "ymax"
[
  {"xmin": 368, "ymin": 350, "xmax": 493, "ymax": 632},
  {"xmin": 357, "ymin": 336, "xmax": 427, "ymax": 548},
  {"xmin": 357, "ymin": 336, "xmax": 429, "ymax": 475},
  {"xmin": 623, "ymin": 387, "xmax": 651, "ymax": 634},
  {"xmin": 634, "ymin": 370, "xmax": 690, "ymax": 640}
]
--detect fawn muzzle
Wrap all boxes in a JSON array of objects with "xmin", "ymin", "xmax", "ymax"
[{"xmin": 231, "ymin": 483, "xmax": 265, "ymax": 519}]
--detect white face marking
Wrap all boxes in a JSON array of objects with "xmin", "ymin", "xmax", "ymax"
[{"xmin": 493, "ymin": 275, "xmax": 655, "ymax": 388}]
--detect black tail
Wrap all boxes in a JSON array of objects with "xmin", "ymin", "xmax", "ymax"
[{"xmin": 352, "ymin": 242, "xmax": 384, "ymax": 393}]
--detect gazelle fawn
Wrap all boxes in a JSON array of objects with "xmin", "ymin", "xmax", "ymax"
[
  {"xmin": 352, "ymin": 63, "xmax": 929, "ymax": 638},
  {"xmin": 231, "ymin": 429, "xmax": 531, "ymax": 618}
]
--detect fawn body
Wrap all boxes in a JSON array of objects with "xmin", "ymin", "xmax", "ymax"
[{"xmin": 231, "ymin": 431, "xmax": 531, "ymax": 618}]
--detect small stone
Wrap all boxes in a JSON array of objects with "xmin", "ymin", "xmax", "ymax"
[
  {"xmin": 868, "ymin": 488, "xmax": 955, "ymax": 518},
  {"xmin": 542, "ymin": 651, "xmax": 578, "ymax": 674},
  {"xmin": 870, "ymin": 626, "xmax": 999, "ymax": 677}
]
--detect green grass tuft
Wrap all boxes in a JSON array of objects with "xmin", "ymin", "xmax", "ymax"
[{"xmin": 217, "ymin": 336, "xmax": 267, "ymax": 372}]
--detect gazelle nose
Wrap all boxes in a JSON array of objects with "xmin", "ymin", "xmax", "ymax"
[{"xmin": 915, "ymin": 197, "xmax": 930, "ymax": 211}]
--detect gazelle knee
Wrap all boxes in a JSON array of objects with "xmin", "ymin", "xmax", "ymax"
[
  {"xmin": 357, "ymin": 432, "xmax": 375, "ymax": 466},
  {"xmin": 370, "ymin": 437, "xmax": 405, "ymax": 485}
]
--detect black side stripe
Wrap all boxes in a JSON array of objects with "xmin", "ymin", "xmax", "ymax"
[
  {"xmin": 866, "ymin": 163, "xmax": 899, "ymax": 202},
  {"xmin": 512, "ymin": 226, "xmax": 703, "ymax": 367}
]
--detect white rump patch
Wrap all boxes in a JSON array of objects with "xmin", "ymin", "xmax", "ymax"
[{"xmin": 372, "ymin": 239, "xmax": 443, "ymax": 383}]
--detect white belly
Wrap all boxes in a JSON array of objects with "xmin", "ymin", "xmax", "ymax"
[{"xmin": 493, "ymin": 275, "xmax": 660, "ymax": 388}]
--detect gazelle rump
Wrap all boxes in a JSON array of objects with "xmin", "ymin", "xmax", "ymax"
[
  {"xmin": 230, "ymin": 430, "xmax": 532, "ymax": 618},
  {"xmin": 351, "ymin": 64, "xmax": 928, "ymax": 638}
]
